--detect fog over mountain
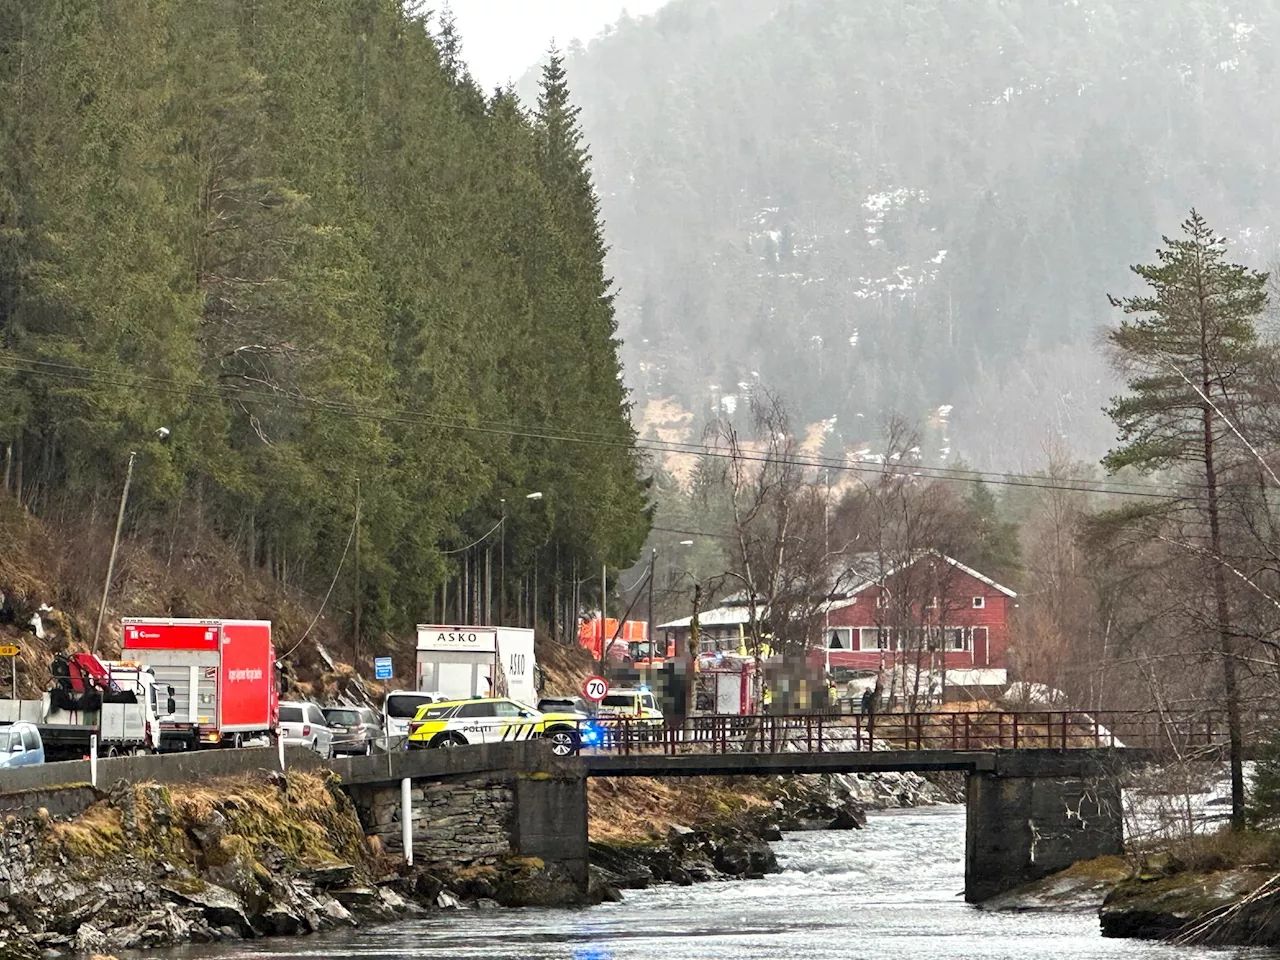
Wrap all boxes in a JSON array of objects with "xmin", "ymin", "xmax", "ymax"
[{"xmin": 531, "ymin": 0, "xmax": 1280, "ymax": 467}]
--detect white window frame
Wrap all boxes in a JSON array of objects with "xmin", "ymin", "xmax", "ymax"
[
  {"xmin": 943, "ymin": 627, "xmax": 968, "ymax": 651},
  {"xmin": 972, "ymin": 596, "xmax": 985, "ymax": 609},
  {"xmin": 858, "ymin": 627, "xmax": 890, "ymax": 650},
  {"xmin": 826, "ymin": 627, "xmax": 854, "ymax": 651}
]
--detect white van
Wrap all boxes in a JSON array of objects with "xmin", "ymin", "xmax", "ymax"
[{"xmin": 383, "ymin": 690, "xmax": 444, "ymax": 745}]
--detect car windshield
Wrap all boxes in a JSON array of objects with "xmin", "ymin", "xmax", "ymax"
[
  {"xmin": 386, "ymin": 694, "xmax": 434, "ymax": 718},
  {"xmin": 279, "ymin": 706, "xmax": 304, "ymax": 723},
  {"xmin": 601, "ymin": 695, "xmax": 637, "ymax": 708},
  {"xmin": 326, "ymin": 710, "xmax": 360, "ymax": 725}
]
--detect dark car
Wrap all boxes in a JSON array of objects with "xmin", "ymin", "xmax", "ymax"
[
  {"xmin": 323, "ymin": 706, "xmax": 384, "ymax": 756},
  {"xmin": 536, "ymin": 696, "xmax": 593, "ymax": 718}
]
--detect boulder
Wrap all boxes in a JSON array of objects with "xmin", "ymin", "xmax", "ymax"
[
  {"xmin": 316, "ymin": 896, "xmax": 357, "ymax": 928},
  {"xmin": 332, "ymin": 887, "xmax": 381, "ymax": 910},
  {"xmin": 435, "ymin": 890, "xmax": 464, "ymax": 909},
  {"xmin": 161, "ymin": 883, "xmax": 254, "ymax": 937},
  {"xmin": 302, "ymin": 863, "xmax": 357, "ymax": 889},
  {"xmin": 72, "ymin": 923, "xmax": 107, "ymax": 955},
  {"xmin": 258, "ymin": 904, "xmax": 306, "ymax": 937},
  {"xmin": 188, "ymin": 810, "xmax": 228, "ymax": 851}
]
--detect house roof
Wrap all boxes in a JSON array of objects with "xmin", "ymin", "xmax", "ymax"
[
  {"xmin": 656, "ymin": 606, "xmax": 757, "ymax": 630},
  {"xmin": 657, "ymin": 551, "xmax": 1015, "ymax": 629},
  {"xmin": 825, "ymin": 551, "xmax": 1016, "ymax": 610}
]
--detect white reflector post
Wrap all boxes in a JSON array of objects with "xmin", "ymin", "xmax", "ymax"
[
  {"xmin": 89, "ymin": 734, "xmax": 98, "ymax": 787},
  {"xmin": 401, "ymin": 777, "xmax": 413, "ymax": 866},
  {"xmin": 278, "ymin": 732, "xmax": 286, "ymax": 771}
]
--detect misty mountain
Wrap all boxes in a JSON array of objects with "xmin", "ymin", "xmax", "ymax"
[{"xmin": 540, "ymin": 0, "xmax": 1280, "ymax": 466}]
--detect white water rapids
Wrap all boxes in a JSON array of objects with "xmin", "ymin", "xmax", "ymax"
[{"xmin": 154, "ymin": 806, "xmax": 1277, "ymax": 960}]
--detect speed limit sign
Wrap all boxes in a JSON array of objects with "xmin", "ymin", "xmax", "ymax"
[{"xmin": 582, "ymin": 675, "xmax": 610, "ymax": 702}]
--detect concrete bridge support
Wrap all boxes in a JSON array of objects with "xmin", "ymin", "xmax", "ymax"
[
  {"xmin": 339, "ymin": 746, "xmax": 589, "ymax": 892},
  {"xmin": 964, "ymin": 754, "xmax": 1124, "ymax": 902}
]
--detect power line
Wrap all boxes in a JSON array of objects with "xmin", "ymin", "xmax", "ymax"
[{"xmin": 0, "ymin": 353, "xmax": 1218, "ymax": 503}]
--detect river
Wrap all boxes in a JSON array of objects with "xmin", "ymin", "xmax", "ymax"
[{"xmin": 155, "ymin": 805, "xmax": 1277, "ymax": 960}]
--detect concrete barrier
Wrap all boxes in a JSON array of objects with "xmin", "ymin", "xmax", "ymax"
[{"xmin": 0, "ymin": 745, "xmax": 325, "ymax": 798}]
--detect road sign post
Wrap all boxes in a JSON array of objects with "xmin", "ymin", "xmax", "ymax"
[
  {"xmin": 0, "ymin": 645, "xmax": 17, "ymax": 699},
  {"xmin": 374, "ymin": 657, "xmax": 393, "ymax": 681},
  {"xmin": 582, "ymin": 675, "xmax": 609, "ymax": 702}
]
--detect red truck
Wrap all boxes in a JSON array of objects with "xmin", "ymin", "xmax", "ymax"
[{"xmin": 121, "ymin": 618, "xmax": 279, "ymax": 751}]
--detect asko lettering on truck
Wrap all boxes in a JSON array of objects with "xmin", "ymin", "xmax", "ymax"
[{"xmin": 434, "ymin": 632, "xmax": 483, "ymax": 644}]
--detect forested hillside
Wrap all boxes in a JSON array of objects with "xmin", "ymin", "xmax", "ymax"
[
  {"xmin": 0, "ymin": 2, "xmax": 648, "ymax": 645},
  {"xmin": 553, "ymin": 0, "xmax": 1280, "ymax": 464}
]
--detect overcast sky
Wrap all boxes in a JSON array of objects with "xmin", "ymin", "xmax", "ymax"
[{"xmin": 448, "ymin": 0, "xmax": 671, "ymax": 91}]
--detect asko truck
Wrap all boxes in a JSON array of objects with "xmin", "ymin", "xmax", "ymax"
[{"xmin": 122, "ymin": 618, "xmax": 278, "ymax": 751}]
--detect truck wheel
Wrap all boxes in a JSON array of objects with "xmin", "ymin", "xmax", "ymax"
[
  {"xmin": 233, "ymin": 733, "xmax": 244, "ymax": 749},
  {"xmin": 545, "ymin": 728, "xmax": 580, "ymax": 757},
  {"xmin": 431, "ymin": 733, "xmax": 466, "ymax": 749}
]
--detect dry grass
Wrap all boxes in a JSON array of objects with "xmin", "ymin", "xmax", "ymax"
[
  {"xmin": 1151, "ymin": 829, "xmax": 1280, "ymax": 876},
  {"xmin": 52, "ymin": 804, "xmax": 125, "ymax": 859},
  {"xmin": 163, "ymin": 772, "xmax": 367, "ymax": 868},
  {"xmin": 588, "ymin": 776, "xmax": 771, "ymax": 843},
  {"xmin": 536, "ymin": 635, "xmax": 597, "ymax": 697}
]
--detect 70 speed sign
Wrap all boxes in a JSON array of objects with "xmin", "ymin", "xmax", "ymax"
[{"xmin": 582, "ymin": 675, "xmax": 610, "ymax": 702}]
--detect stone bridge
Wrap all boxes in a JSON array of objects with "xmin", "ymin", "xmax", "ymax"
[{"xmin": 0, "ymin": 736, "xmax": 1147, "ymax": 903}]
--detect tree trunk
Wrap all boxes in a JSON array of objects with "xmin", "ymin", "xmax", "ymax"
[{"xmin": 1204, "ymin": 397, "xmax": 1246, "ymax": 829}]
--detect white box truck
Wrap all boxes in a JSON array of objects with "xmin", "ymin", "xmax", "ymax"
[{"xmin": 414, "ymin": 625, "xmax": 536, "ymax": 705}]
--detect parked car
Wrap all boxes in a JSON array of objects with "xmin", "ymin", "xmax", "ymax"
[
  {"xmin": 0, "ymin": 721, "xmax": 45, "ymax": 768},
  {"xmin": 323, "ymin": 706, "xmax": 383, "ymax": 756},
  {"xmin": 383, "ymin": 690, "xmax": 444, "ymax": 746},
  {"xmin": 537, "ymin": 696, "xmax": 594, "ymax": 718},
  {"xmin": 277, "ymin": 701, "xmax": 333, "ymax": 758},
  {"xmin": 404, "ymin": 697, "xmax": 591, "ymax": 756}
]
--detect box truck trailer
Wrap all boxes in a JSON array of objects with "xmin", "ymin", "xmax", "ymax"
[
  {"xmin": 414, "ymin": 625, "xmax": 536, "ymax": 705},
  {"xmin": 122, "ymin": 618, "xmax": 278, "ymax": 751}
]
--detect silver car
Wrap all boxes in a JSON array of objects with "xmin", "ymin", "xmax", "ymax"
[
  {"xmin": 277, "ymin": 701, "xmax": 333, "ymax": 758},
  {"xmin": 323, "ymin": 706, "xmax": 383, "ymax": 756},
  {"xmin": 0, "ymin": 722, "xmax": 44, "ymax": 769}
]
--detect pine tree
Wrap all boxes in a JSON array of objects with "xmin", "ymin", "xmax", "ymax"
[{"xmin": 1102, "ymin": 210, "xmax": 1269, "ymax": 830}]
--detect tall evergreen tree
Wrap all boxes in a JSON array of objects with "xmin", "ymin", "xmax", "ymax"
[{"xmin": 1102, "ymin": 210, "xmax": 1269, "ymax": 830}]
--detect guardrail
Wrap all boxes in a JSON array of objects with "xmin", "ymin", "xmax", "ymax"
[{"xmin": 569, "ymin": 710, "xmax": 1235, "ymax": 756}]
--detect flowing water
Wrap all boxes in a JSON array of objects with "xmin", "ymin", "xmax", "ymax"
[{"xmin": 156, "ymin": 806, "xmax": 1277, "ymax": 960}]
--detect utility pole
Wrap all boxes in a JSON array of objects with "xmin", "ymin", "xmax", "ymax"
[
  {"xmin": 499, "ymin": 499, "xmax": 506, "ymax": 624},
  {"xmin": 599, "ymin": 563, "xmax": 607, "ymax": 673},
  {"xmin": 647, "ymin": 548, "xmax": 656, "ymax": 660},
  {"xmin": 353, "ymin": 478, "xmax": 361, "ymax": 664},
  {"xmin": 485, "ymin": 544, "xmax": 492, "ymax": 626},
  {"xmin": 93, "ymin": 450, "xmax": 137, "ymax": 655}
]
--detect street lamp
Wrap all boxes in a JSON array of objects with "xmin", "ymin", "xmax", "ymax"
[{"xmin": 499, "ymin": 491, "xmax": 545, "ymax": 626}]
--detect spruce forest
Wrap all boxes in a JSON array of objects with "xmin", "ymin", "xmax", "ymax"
[
  {"xmin": 0, "ymin": 3, "xmax": 649, "ymax": 644},
  {"xmin": 553, "ymin": 0, "xmax": 1280, "ymax": 465}
]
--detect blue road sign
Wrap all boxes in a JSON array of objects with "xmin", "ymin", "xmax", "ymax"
[{"xmin": 374, "ymin": 657, "xmax": 393, "ymax": 680}]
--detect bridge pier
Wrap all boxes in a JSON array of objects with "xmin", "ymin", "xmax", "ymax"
[
  {"xmin": 964, "ymin": 754, "xmax": 1124, "ymax": 902},
  {"xmin": 339, "ymin": 746, "xmax": 589, "ymax": 896}
]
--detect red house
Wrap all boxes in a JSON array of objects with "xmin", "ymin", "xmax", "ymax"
[{"xmin": 820, "ymin": 552, "xmax": 1015, "ymax": 678}]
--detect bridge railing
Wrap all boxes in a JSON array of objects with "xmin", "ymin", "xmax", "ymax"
[{"xmin": 582, "ymin": 710, "xmax": 1231, "ymax": 756}]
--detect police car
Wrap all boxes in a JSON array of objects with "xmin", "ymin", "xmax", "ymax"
[{"xmin": 406, "ymin": 697, "xmax": 596, "ymax": 756}]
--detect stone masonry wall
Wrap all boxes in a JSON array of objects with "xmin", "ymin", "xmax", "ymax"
[{"xmin": 354, "ymin": 776, "xmax": 516, "ymax": 865}]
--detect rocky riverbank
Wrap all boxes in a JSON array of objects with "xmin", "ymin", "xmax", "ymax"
[
  {"xmin": 0, "ymin": 764, "xmax": 953, "ymax": 957},
  {"xmin": 0, "ymin": 770, "xmax": 596, "ymax": 959},
  {"xmin": 982, "ymin": 851, "xmax": 1280, "ymax": 949}
]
